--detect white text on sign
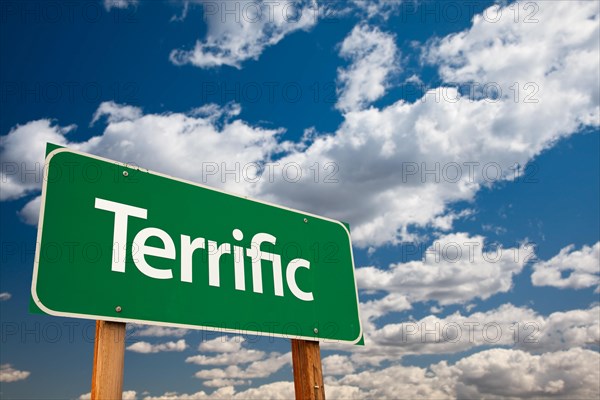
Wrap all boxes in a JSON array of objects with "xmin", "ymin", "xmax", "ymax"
[{"xmin": 95, "ymin": 198, "xmax": 314, "ymax": 302}]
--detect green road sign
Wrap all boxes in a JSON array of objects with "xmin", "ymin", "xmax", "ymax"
[{"xmin": 31, "ymin": 145, "xmax": 362, "ymax": 344}]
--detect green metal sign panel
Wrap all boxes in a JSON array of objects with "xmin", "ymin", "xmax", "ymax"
[{"xmin": 31, "ymin": 146, "xmax": 362, "ymax": 344}]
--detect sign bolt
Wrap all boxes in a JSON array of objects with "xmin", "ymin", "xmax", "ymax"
[
  {"xmin": 115, "ymin": 306, "xmax": 122, "ymax": 313},
  {"xmin": 122, "ymin": 171, "xmax": 128, "ymax": 177},
  {"xmin": 304, "ymin": 218, "xmax": 308, "ymax": 223},
  {"xmin": 313, "ymin": 328, "xmax": 318, "ymax": 334}
]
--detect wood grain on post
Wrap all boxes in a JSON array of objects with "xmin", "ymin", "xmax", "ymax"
[
  {"xmin": 291, "ymin": 339, "xmax": 325, "ymax": 400},
  {"xmin": 91, "ymin": 321, "xmax": 126, "ymax": 400}
]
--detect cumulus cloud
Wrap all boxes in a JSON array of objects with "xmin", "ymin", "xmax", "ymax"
[
  {"xmin": 202, "ymin": 379, "xmax": 249, "ymax": 388},
  {"xmin": 358, "ymin": 292, "xmax": 411, "ymax": 336},
  {"xmin": 0, "ymin": 364, "xmax": 30, "ymax": 382},
  {"xmin": 325, "ymin": 303, "xmax": 599, "ymax": 368},
  {"xmin": 131, "ymin": 325, "xmax": 189, "ymax": 338},
  {"xmin": 521, "ymin": 306, "xmax": 600, "ymax": 353},
  {"xmin": 3, "ymin": 3, "xmax": 599, "ymax": 247},
  {"xmin": 143, "ymin": 382, "xmax": 293, "ymax": 400},
  {"xmin": 17, "ymin": 195, "xmax": 41, "ymax": 225},
  {"xmin": 331, "ymin": 362, "xmax": 455, "ymax": 399},
  {"xmin": 1, "ymin": 102, "xmax": 284, "ymax": 225},
  {"xmin": 452, "ymin": 348, "xmax": 600, "ymax": 399},
  {"xmin": 141, "ymin": 336, "xmax": 287, "ymax": 388},
  {"xmin": 426, "ymin": 1, "xmax": 599, "ymax": 128},
  {"xmin": 370, "ymin": 305, "xmax": 598, "ymax": 358},
  {"xmin": 336, "ymin": 24, "xmax": 399, "ymax": 112},
  {"xmin": 170, "ymin": 0, "xmax": 318, "ymax": 69},
  {"xmin": 132, "ymin": 347, "xmax": 600, "ymax": 399},
  {"xmin": 198, "ymin": 335, "xmax": 246, "ymax": 353},
  {"xmin": 79, "ymin": 390, "xmax": 137, "ymax": 400},
  {"xmin": 103, "ymin": 0, "xmax": 138, "ymax": 12},
  {"xmin": 141, "ymin": 381, "xmax": 378, "ymax": 399},
  {"xmin": 532, "ymin": 242, "xmax": 600, "ymax": 290},
  {"xmin": 194, "ymin": 352, "xmax": 291, "ymax": 382},
  {"xmin": 322, "ymin": 354, "xmax": 355, "ymax": 376},
  {"xmin": 330, "ymin": 347, "xmax": 600, "ymax": 400},
  {"xmin": 0, "ymin": 120, "xmax": 73, "ymax": 201},
  {"xmin": 362, "ymin": 304, "xmax": 541, "ymax": 359},
  {"xmin": 255, "ymin": 1, "xmax": 599, "ymax": 246},
  {"xmin": 351, "ymin": 0, "xmax": 403, "ymax": 20},
  {"xmin": 186, "ymin": 349, "xmax": 265, "ymax": 366},
  {"xmin": 356, "ymin": 233, "xmax": 533, "ymax": 305},
  {"xmin": 126, "ymin": 339, "xmax": 187, "ymax": 353},
  {"xmin": 0, "ymin": 292, "xmax": 11, "ymax": 301},
  {"xmin": 91, "ymin": 101, "xmax": 143, "ymax": 125}
]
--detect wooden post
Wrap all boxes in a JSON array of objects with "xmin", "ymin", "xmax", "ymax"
[
  {"xmin": 291, "ymin": 339, "xmax": 325, "ymax": 400},
  {"xmin": 91, "ymin": 321, "xmax": 126, "ymax": 400}
]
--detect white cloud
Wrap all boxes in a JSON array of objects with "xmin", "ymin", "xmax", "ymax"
[
  {"xmin": 358, "ymin": 293, "xmax": 411, "ymax": 336},
  {"xmin": 3, "ymin": 2, "xmax": 599, "ymax": 248},
  {"xmin": 77, "ymin": 103, "xmax": 283, "ymax": 194},
  {"xmin": 141, "ymin": 389, "xmax": 222, "ymax": 400},
  {"xmin": 186, "ymin": 349, "xmax": 265, "ymax": 366},
  {"xmin": 532, "ymin": 242, "xmax": 600, "ymax": 290},
  {"xmin": 142, "ymin": 381, "xmax": 380, "ymax": 399},
  {"xmin": 141, "ymin": 346, "xmax": 600, "ymax": 399},
  {"xmin": 103, "ymin": 0, "xmax": 138, "ymax": 12},
  {"xmin": 351, "ymin": 0, "xmax": 403, "ymax": 20},
  {"xmin": 336, "ymin": 24, "xmax": 399, "ymax": 112},
  {"xmin": 326, "ymin": 303, "xmax": 599, "ymax": 368},
  {"xmin": 426, "ymin": 1, "xmax": 599, "ymax": 129},
  {"xmin": 198, "ymin": 335, "xmax": 245, "ymax": 353},
  {"xmin": 0, "ymin": 120, "xmax": 73, "ymax": 201},
  {"xmin": 127, "ymin": 339, "xmax": 187, "ymax": 354},
  {"xmin": 194, "ymin": 352, "xmax": 291, "ymax": 381},
  {"xmin": 91, "ymin": 101, "xmax": 143, "ymax": 125},
  {"xmin": 360, "ymin": 292, "xmax": 412, "ymax": 320},
  {"xmin": 520, "ymin": 306, "xmax": 600, "ymax": 353},
  {"xmin": 190, "ymin": 102, "xmax": 241, "ymax": 120},
  {"xmin": 222, "ymin": 382, "xmax": 292, "ymax": 399},
  {"xmin": 17, "ymin": 195, "xmax": 41, "ymax": 225},
  {"xmin": 322, "ymin": 354, "xmax": 355, "ymax": 376},
  {"xmin": 79, "ymin": 390, "xmax": 137, "ymax": 400},
  {"xmin": 170, "ymin": 1, "xmax": 318, "ymax": 69},
  {"xmin": 430, "ymin": 305, "xmax": 443, "ymax": 314},
  {"xmin": 256, "ymin": 1, "xmax": 599, "ymax": 247},
  {"xmin": 170, "ymin": 1, "xmax": 190, "ymax": 22},
  {"xmin": 452, "ymin": 348, "xmax": 600, "ymax": 399},
  {"xmin": 0, "ymin": 292, "xmax": 11, "ymax": 301},
  {"xmin": 356, "ymin": 233, "xmax": 532, "ymax": 305},
  {"xmin": 131, "ymin": 325, "xmax": 189, "ymax": 338},
  {"xmin": 331, "ymin": 362, "xmax": 455, "ymax": 399},
  {"xmin": 203, "ymin": 379, "xmax": 249, "ymax": 388},
  {"xmin": 0, "ymin": 364, "xmax": 30, "ymax": 382},
  {"xmin": 368, "ymin": 305, "xmax": 598, "ymax": 358},
  {"xmin": 2, "ymin": 102, "xmax": 285, "ymax": 226},
  {"xmin": 143, "ymin": 382, "xmax": 293, "ymax": 400},
  {"xmin": 187, "ymin": 336, "xmax": 277, "ymax": 380},
  {"xmin": 330, "ymin": 347, "xmax": 600, "ymax": 400}
]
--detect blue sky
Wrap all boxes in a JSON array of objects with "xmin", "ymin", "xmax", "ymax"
[{"xmin": 1, "ymin": 1, "xmax": 599, "ymax": 398}]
